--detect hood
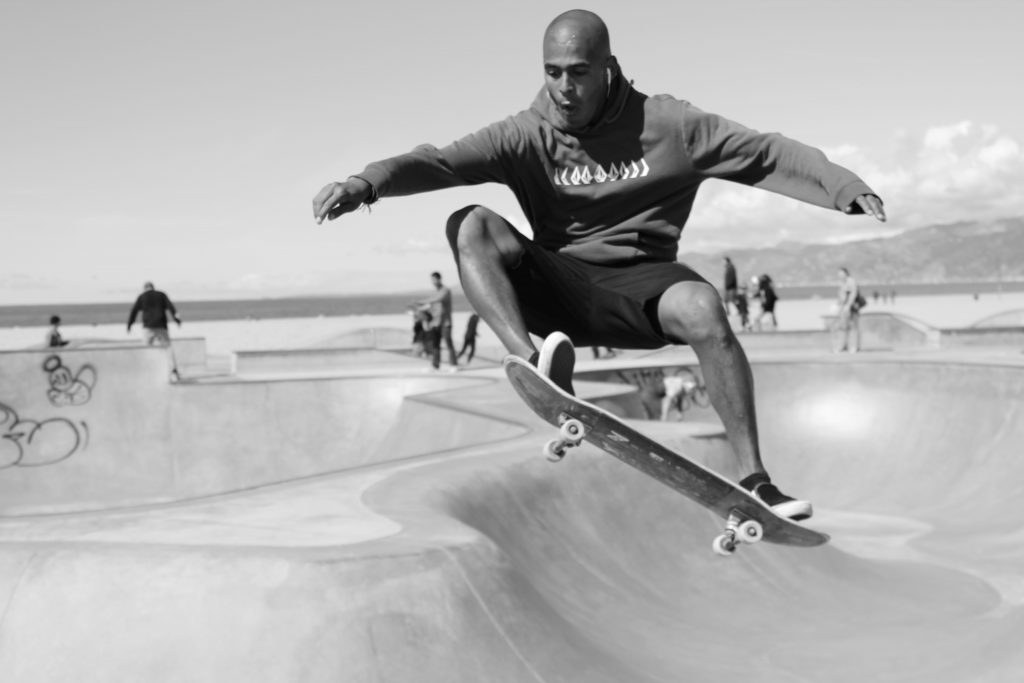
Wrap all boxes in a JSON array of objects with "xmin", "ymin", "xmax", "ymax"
[{"xmin": 530, "ymin": 69, "xmax": 634, "ymax": 135}]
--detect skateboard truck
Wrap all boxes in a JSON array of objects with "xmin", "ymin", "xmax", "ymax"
[
  {"xmin": 542, "ymin": 415, "xmax": 586, "ymax": 462},
  {"xmin": 712, "ymin": 512, "xmax": 765, "ymax": 556}
]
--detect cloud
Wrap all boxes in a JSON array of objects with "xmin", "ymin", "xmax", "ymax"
[{"xmin": 685, "ymin": 122, "xmax": 1024, "ymax": 252}]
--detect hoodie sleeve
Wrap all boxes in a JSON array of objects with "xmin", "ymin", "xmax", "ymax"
[
  {"xmin": 354, "ymin": 119, "xmax": 520, "ymax": 198},
  {"xmin": 681, "ymin": 106, "xmax": 879, "ymax": 213},
  {"xmin": 127, "ymin": 296, "xmax": 142, "ymax": 327}
]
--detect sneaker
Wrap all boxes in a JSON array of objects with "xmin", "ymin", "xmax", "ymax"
[
  {"xmin": 536, "ymin": 332, "xmax": 576, "ymax": 396},
  {"xmin": 739, "ymin": 474, "xmax": 813, "ymax": 521}
]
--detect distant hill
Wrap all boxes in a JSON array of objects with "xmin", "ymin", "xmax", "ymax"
[{"xmin": 681, "ymin": 216, "xmax": 1024, "ymax": 290}]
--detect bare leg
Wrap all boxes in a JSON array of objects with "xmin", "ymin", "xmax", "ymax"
[
  {"xmin": 446, "ymin": 206, "xmax": 535, "ymax": 359},
  {"xmin": 657, "ymin": 281, "xmax": 764, "ymax": 479}
]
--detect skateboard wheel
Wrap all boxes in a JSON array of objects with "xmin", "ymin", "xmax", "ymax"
[
  {"xmin": 543, "ymin": 439, "xmax": 567, "ymax": 462},
  {"xmin": 559, "ymin": 418, "xmax": 585, "ymax": 443},
  {"xmin": 736, "ymin": 520, "xmax": 764, "ymax": 544},
  {"xmin": 712, "ymin": 533, "xmax": 737, "ymax": 556}
]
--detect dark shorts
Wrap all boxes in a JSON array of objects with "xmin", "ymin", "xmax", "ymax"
[{"xmin": 508, "ymin": 233, "xmax": 708, "ymax": 349}]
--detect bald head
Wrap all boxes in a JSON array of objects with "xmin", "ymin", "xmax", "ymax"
[
  {"xmin": 543, "ymin": 10, "xmax": 611, "ymax": 62},
  {"xmin": 541, "ymin": 11, "xmax": 616, "ymax": 131}
]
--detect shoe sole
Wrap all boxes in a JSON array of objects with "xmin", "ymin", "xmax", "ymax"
[{"xmin": 538, "ymin": 332, "xmax": 575, "ymax": 396}]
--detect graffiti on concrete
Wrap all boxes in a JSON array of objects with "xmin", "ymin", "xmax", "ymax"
[
  {"xmin": 0, "ymin": 401, "xmax": 89, "ymax": 469},
  {"xmin": 43, "ymin": 354, "xmax": 96, "ymax": 407}
]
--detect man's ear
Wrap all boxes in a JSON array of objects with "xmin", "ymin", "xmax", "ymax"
[
  {"xmin": 605, "ymin": 56, "xmax": 620, "ymax": 96},
  {"xmin": 605, "ymin": 56, "xmax": 620, "ymax": 82}
]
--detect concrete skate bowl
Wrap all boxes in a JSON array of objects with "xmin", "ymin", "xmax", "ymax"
[
  {"xmin": 0, "ymin": 361, "xmax": 513, "ymax": 515},
  {"xmin": 374, "ymin": 359, "xmax": 1024, "ymax": 682}
]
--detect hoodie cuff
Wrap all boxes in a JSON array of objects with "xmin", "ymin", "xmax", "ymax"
[
  {"xmin": 352, "ymin": 165, "xmax": 391, "ymax": 202},
  {"xmin": 835, "ymin": 180, "xmax": 878, "ymax": 214}
]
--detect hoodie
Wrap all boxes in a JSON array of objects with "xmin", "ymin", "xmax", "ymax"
[{"xmin": 355, "ymin": 73, "xmax": 878, "ymax": 264}]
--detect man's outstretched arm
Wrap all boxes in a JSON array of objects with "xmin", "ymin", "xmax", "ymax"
[
  {"xmin": 312, "ymin": 120, "xmax": 519, "ymax": 226},
  {"xmin": 683, "ymin": 107, "xmax": 888, "ymax": 225}
]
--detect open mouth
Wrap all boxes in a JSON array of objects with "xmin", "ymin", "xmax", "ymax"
[{"xmin": 559, "ymin": 102, "xmax": 582, "ymax": 121}]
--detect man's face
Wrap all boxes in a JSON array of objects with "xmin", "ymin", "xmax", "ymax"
[{"xmin": 543, "ymin": 35, "xmax": 608, "ymax": 131}]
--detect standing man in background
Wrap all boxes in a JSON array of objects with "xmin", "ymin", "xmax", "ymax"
[
  {"xmin": 457, "ymin": 313, "xmax": 482, "ymax": 365},
  {"xmin": 834, "ymin": 267, "xmax": 862, "ymax": 353},
  {"xmin": 722, "ymin": 257, "xmax": 738, "ymax": 316},
  {"xmin": 127, "ymin": 282, "xmax": 182, "ymax": 380},
  {"xmin": 417, "ymin": 272, "xmax": 458, "ymax": 371}
]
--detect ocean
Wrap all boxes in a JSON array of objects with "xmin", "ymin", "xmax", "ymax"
[
  {"xmin": 0, "ymin": 292, "xmax": 472, "ymax": 329},
  {"xmin": 3, "ymin": 281, "xmax": 1024, "ymax": 329}
]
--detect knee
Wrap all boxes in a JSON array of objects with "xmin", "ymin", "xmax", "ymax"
[
  {"xmin": 445, "ymin": 205, "xmax": 522, "ymax": 267},
  {"xmin": 445, "ymin": 205, "xmax": 491, "ymax": 253},
  {"xmin": 659, "ymin": 282, "xmax": 732, "ymax": 346}
]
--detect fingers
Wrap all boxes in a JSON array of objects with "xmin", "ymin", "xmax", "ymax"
[
  {"xmin": 864, "ymin": 195, "xmax": 887, "ymax": 222},
  {"xmin": 312, "ymin": 183, "xmax": 344, "ymax": 224},
  {"xmin": 844, "ymin": 194, "xmax": 887, "ymax": 223}
]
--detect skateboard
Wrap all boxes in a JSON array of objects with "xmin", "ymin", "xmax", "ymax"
[{"xmin": 503, "ymin": 355, "xmax": 829, "ymax": 555}]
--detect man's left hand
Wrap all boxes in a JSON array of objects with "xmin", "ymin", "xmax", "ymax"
[{"xmin": 845, "ymin": 194, "xmax": 886, "ymax": 222}]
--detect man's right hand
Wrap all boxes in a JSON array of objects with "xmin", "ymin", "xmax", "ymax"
[{"xmin": 312, "ymin": 177, "xmax": 373, "ymax": 225}]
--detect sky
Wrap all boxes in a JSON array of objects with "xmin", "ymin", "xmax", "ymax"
[{"xmin": 2, "ymin": 0, "xmax": 1023, "ymax": 304}]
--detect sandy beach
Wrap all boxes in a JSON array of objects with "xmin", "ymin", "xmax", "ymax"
[{"xmin": 4, "ymin": 291, "xmax": 1024, "ymax": 357}]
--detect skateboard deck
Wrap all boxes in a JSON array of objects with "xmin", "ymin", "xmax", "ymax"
[{"xmin": 503, "ymin": 355, "xmax": 829, "ymax": 554}]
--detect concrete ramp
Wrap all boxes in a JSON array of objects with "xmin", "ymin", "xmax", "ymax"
[{"xmin": 2, "ymin": 356, "xmax": 1024, "ymax": 681}]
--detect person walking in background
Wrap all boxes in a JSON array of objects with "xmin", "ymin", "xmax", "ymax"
[
  {"xmin": 722, "ymin": 256, "xmax": 738, "ymax": 316},
  {"xmin": 753, "ymin": 274, "xmax": 779, "ymax": 331},
  {"xmin": 409, "ymin": 304, "xmax": 431, "ymax": 357},
  {"xmin": 735, "ymin": 285, "xmax": 751, "ymax": 332},
  {"xmin": 127, "ymin": 281, "xmax": 182, "ymax": 380},
  {"xmin": 312, "ymin": 10, "xmax": 886, "ymax": 520},
  {"xmin": 417, "ymin": 272, "xmax": 458, "ymax": 370},
  {"xmin": 834, "ymin": 267, "xmax": 862, "ymax": 353},
  {"xmin": 46, "ymin": 315, "xmax": 69, "ymax": 348},
  {"xmin": 457, "ymin": 313, "xmax": 481, "ymax": 364},
  {"xmin": 419, "ymin": 304, "xmax": 443, "ymax": 370}
]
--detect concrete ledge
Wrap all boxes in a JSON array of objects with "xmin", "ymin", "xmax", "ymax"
[
  {"xmin": 821, "ymin": 311, "xmax": 940, "ymax": 349},
  {"xmin": 938, "ymin": 326, "xmax": 1024, "ymax": 348},
  {"xmin": 231, "ymin": 346, "xmax": 420, "ymax": 375}
]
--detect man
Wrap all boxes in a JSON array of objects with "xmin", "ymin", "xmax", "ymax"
[
  {"xmin": 46, "ymin": 315, "xmax": 69, "ymax": 348},
  {"xmin": 753, "ymin": 274, "xmax": 779, "ymax": 331},
  {"xmin": 722, "ymin": 257, "xmax": 738, "ymax": 315},
  {"xmin": 312, "ymin": 10, "xmax": 886, "ymax": 520},
  {"xmin": 127, "ymin": 282, "xmax": 182, "ymax": 379},
  {"xmin": 835, "ymin": 267, "xmax": 862, "ymax": 353},
  {"xmin": 457, "ymin": 313, "xmax": 481, "ymax": 365},
  {"xmin": 416, "ymin": 272, "xmax": 457, "ymax": 370}
]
